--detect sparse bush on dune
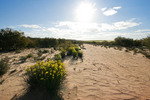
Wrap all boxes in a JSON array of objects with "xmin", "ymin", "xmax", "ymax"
[
  {"xmin": 72, "ymin": 49, "xmax": 78, "ymax": 59},
  {"xmin": 0, "ymin": 56, "xmax": 9, "ymax": 76},
  {"xmin": 15, "ymin": 50, "xmax": 21, "ymax": 53},
  {"xmin": 115, "ymin": 37, "xmax": 134, "ymax": 47},
  {"xmin": 26, "ymin": 60, "xmax": 66, "ymax": 91},
  {"xmin": 65, "ymin": 46, "xmax": 83, "ymax": 59},
  {"xmin": 54, "ymin": 54, "xmax": 62, "ymax": 61},
  {"xmin": 42, "ymin": 50, "xmax": 49, "ymax": 53},
  {"xmin": 67, "ymin": 47, "xmax": 74, "ymax": 56},
  {"xmin": 27, "ymin": 53, "xmax": 33, "ymax": 58},
  {"xmin": 37, "ymin": 50, "xmax": 43, "ymax": 57},
  {"xmin": 60, "ymin": 49, "xmax": 66, "ymax": 58},
  {"xmin": 20, "ymin": 56, "xmax": 27, "ymax": 62},
  {"xmin": 74, "ymin": 47, "xmax": 79, "ymax": 52},
  {"xmin": 20, "ymin": 53, "xmax": 33, "ymax": 62},
  {"xmin": 142, "ymin": 37, "xmax": 150, "ymax": 50},
  {"xmin": 78, "ymin": 51, "xmax": 83, "ymax": 58}
]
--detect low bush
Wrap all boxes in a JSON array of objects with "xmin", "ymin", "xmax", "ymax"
[
  {"xmin": 15, "ymin": 50, "xmax": 21, "ymax": 53},
  {"xmin": 74, "ymin": 47, "xmax": 79, "ymax": 52},
  {"xmin": 42, "ymin": 50, "xmax": 49, "ymax": 53},
  {"xmin": 26, "ymin": 60, "xmax": 66, "ymax": 91},
  {"xmin": 78, "ymin": 51, "xmax": 83, "ymax": 58},
  {"xmin": 37, "ymin": 50, "xmax": 43, "ymax": 57},
  {"xmin": 72, "ymin": 49, "xmax": 78, "ymax": 58},
  {"xmin": 20, "ymin": 56, "xmax": 27, "ymax": 62},
  {"xmin": 133, "ymin": 48, "xmax": 138, "ymax": 54},
  {"xmin": 27, "ymin": 53, "xmax": 33, "ymax": 58},
  {"xmin": 60, "ymin": 49, "xmax": 66, "ymax": 58},
  {"xmin": 67, "ymin": 47, "xmax": 74, "ymax": 55},
  {"xmin": 54, "ymin": 54, "xmax": 62, "ymax": 61},
  {"xmin": 0, "ymin": 56, "xmax": 9, "ymax": 76},
  {"xmin": 115, "ymin": 37, "xmax": 134, "ymax": 47}
]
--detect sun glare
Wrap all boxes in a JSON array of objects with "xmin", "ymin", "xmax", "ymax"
[{"xmin": 75, "ymin": 2, "xmax": 97, "ymax": 22}]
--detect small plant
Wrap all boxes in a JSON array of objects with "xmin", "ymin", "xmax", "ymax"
[
  {"xmin": 42, "ymin": 50, "xmax": 49, "ymax": 53},
  {"xmin": 15, "ymin": 50, "xmax": 21, "ymax": 53},
  {"xmin": 67, "ymin": 47, "xmax": 74, "ymax": 55},
  {"xmin": 20, "ymin": 56, "xmax": 27, "ymax": 62},
  {"xmin": 78, "ymin": 51, "xmax": 83, "ymax": 58},
  {"xmin": 27, "ymin": 53, "xmax": 33, "ymax": 58},
  {"xmin": 0, "ymin": 56, "xmax": 9, "ymax": 76},
  {"xmin": 72, "ymin": 49, "xmax": 78, "ymax": 58},
  {"xmin": 54, "ymin": 54, "xmax": 62, "ymax": 61},
  {"xmin": 26, "ymin": 60, "xmax": 66, "ymax": 91},
  {"xmin": 37, "ymin": 50, "xmax": 42, "ymax": 57},
  {"xmin": 51, "ymin": 49, "xmax": 55, "ymax": 54},
  {"xmin": 60, "ymin": 49, "xmax": 66, "ymax": 59},
  {"xmin": 74, "ymin": 47, "xmax": 79, "ymax": 52},
  {"xmin": 133, "ymin": 48, "xmax": 138, "ymax": 54}
]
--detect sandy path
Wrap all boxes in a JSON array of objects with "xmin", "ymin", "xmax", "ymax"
[{"xmin": 63, "ymin": 44, "xmax": 150, "ymax": 100}]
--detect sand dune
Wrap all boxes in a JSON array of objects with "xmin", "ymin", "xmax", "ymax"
[{"xmin": 0, "ymin": 44, "xmax": 150, "ymax": 100}]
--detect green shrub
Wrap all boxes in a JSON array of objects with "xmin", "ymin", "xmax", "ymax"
[
  {"xmin": 133, "ymin": 48, "xmax": 138, "ymax": 54},
  {"xmin": 42, "ymin": 50, "xmax": 49, "ymax": 53},
  {"xmin": 74, "ymin": 47, "xmax": 79, "ymax": 52},
  {"xmin": 115, "ymin": 37, "xmax": 134, "ymax": 47},
  {"xmin": 54, "ymin": 54, "xmax": 62, "ymax": 61},
  {"xmin": 78, "ymin": 51, "xmax": 83, "ymax": 58},
  {"xmin": 15, "ymin": 50, "xmax": 21, "ymax": 53},
  {"xmin": 51, "ymin": 49, "xmax": 55, "ymax": 54},
  {"xmin": 60, "ymin": 49, "xmax": 66, "ymax": 58},
  {"xmin": 27, "ymin": 53, "xmax": 33, "ymax": 58},
  {"xmin": 67, "ymin": 47, "xmax": 74, "ymax": 55},
  {"xmin": 142, "ymin": 36, "xmax": 150, "ymax": 50},
  {"xmin": 0, "ymin": 28, "xmax": 28, "ymax": 51},
  {"xmin": 72, "ymin": 49, "xmax": 78, "ymax": 58},
  {"xmin": 37, "ymin": 50, "xmax": 42, "ymax": 57},
  {"xmin": 0, "ymin": 56, "xmax": 9, "ymax": 76},
  {"xmin": 26, "ymin": 60, "xmax": 66, "ymax": 91},
  {"xmin": 20, "ymin": 56, "xmax": 27, "ymax": 62}
]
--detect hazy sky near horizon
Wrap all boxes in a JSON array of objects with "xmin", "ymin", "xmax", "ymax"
[{"xmin": 0, "ymin": 0, "xmax": 150, "ymax": 40}]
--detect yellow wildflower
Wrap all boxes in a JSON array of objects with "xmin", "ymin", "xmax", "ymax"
[
  {"xmin": 40, "ymin": 78, "xmax": 44, "ymax": 80},
  {"xmin": 28, "ymin": 68, "xmax": 31, "ymax": 72}
]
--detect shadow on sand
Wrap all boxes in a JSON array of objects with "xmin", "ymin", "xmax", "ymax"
[{"xmin": 11, "ymin": 87, "xmax": 64, "ymax": 100}]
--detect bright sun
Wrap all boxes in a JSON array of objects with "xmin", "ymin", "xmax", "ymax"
[{"xmin": 75, "ymin": 2, "xmax": 97, "ymax": 22}]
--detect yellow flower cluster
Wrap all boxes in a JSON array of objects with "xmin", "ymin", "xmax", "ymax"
[{"xmin": 26, "ymin": 60, "xmax": 66, "ymax": 89}]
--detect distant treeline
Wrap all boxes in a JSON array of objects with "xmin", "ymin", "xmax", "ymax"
[
  {"xmin": 0, "ymin": 28, "xmax": 150, "ymax": 52},
  {"xmin": 0, "ymin": 28, "xmax": 82, "ymax": 51},
  {"xmin": 85, "ymin": 36, "xmax": 150, "ymax": 50}
]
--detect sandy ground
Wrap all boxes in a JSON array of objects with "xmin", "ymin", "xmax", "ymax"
[
  {"xmin": 0, "ymin": 48, "xmax": 58, "ymax": 100},
  {"xmin": 63, "ymin": 44, "xmax": 150, "ymax": 100},
  {"xmin": 0, "ymin": 44, "xmax": 150, "ymax": 100}
]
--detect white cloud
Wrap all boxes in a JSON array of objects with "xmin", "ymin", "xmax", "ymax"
[
  {"xmin": 18, "ymin": 24, "xmax": 41, "ymax": 28},
  {"xmin": 17, "ymin": 19, "xmax": 142, "ymax": 40},
  {"xmin": 55, "ymin": 19, "xmax": 140, "ymax": 32},
  {"xmin": 102, "ymin": 6, "xmax": 122, "ymax": 16},
  {"xmin": 101, "ymin": 7, "xmax": 107, "ymax": 11},
  {"xmin": 113, "ymin": 6, "xmax": 122, "ymax": 10},
  {"xmin": 136, "ymin": 29, "xmax": 150, "ymax": 32}
]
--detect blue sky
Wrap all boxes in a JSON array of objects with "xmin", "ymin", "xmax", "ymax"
[{"xmin": 0, "ymin": 0, "xmax": 150, "ymax": 40}]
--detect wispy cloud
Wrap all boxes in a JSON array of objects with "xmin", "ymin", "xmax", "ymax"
[
  {"xmin": 101, "ymin": 7, "xmax": 107, "ymax": 11},
  {"xmin": 18, "ymin": 24, "xmax": 41, "ymax": 28},
  {"xmin": 102, "ymin": 6, "xmax": 122, "ymax": 16},
  {"xmin": 135, "ymin": 29, "xmax": 150, "ymax": 32},
  {"xmin": 100, "ymin": 20, "xmax": 141, "ymax": 31},
  {"xmin": 16, "ymin": 18, "xmax": 141, "ymax": 40},
  {"xmin": 55, "ymin": 19, "xmax": 140, "ymax": 32}
]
